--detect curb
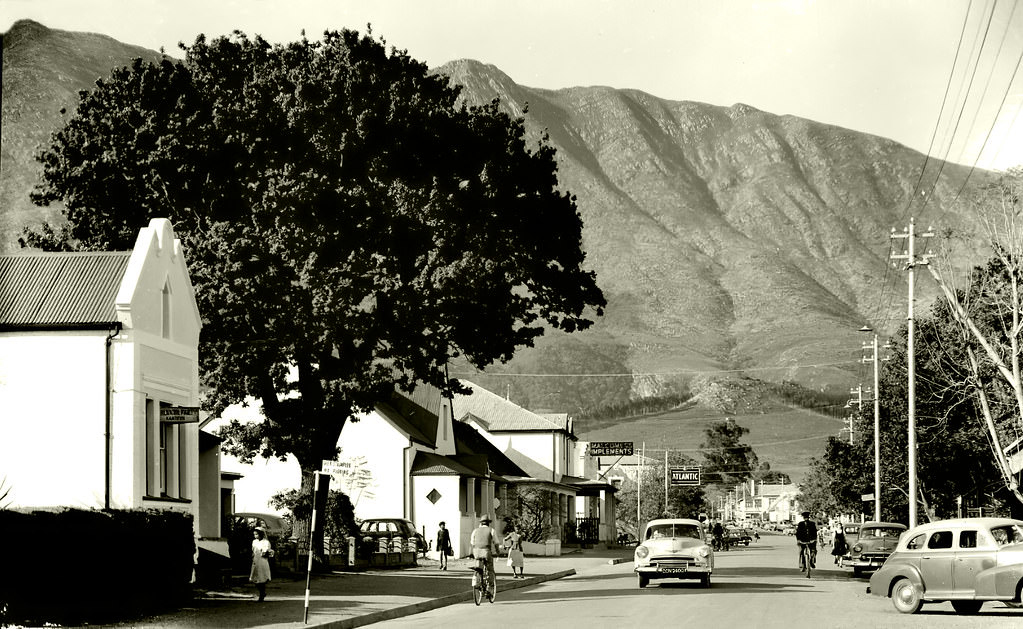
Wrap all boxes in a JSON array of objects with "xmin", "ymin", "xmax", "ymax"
[{"xmin": 306, "ymin": 569, "xmax": 576, "ymax": 629}]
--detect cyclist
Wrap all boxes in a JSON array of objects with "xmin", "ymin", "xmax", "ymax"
[
  {"xmin": 795, "ymin": 511, "xmax": 818, "ymax": 571},
  {"xmin": 470, "ymin": 514, "xmax": 499, "ymax": 593},
  {"xmin": 711, "ymin": 520, "xmax": 725, "ymax": 551}
]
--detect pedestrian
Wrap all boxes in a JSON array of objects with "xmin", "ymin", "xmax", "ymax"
[
  {"xmin": 250, "ymin": 526, "xmax": 273, "ymax": 602},
  {"xmin": 436, "ymin": 521, "xmax": 453, "ymax": 570},
  {"xmin": 831, "ymin": 521, "xmax": 848, "ymax": 566},
  {"xmin": 503, "ymin": 523, "xmax": 525, "ymax": 578}
]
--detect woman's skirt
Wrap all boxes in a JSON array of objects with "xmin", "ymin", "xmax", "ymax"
[{"xmin": 507, "ymin": 549, "xmax": 524, "ymax": 568}]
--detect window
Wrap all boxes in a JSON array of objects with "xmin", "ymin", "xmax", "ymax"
[
  {"xmin": 905, "ymin": 534, "xmax": 926, "ymax": 550},
  {"xmin": 927, "ymin": 531, "xmax": 953, "ymax": 549},
  {"xmin": 959, "ymin": 530, "xmax": 978, "ymax": 549},
  {"xmin": 146, "ymin": 399, "xmax": 188, "ymax": 500},
  {"xmin": 161, "ymin": 280, "xmax": 172, "ymax": 339}
]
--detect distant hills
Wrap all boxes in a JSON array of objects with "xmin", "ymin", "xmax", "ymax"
[{"xmin": 0, "ymin": 19, "xmax": 996, "ymax": 416}]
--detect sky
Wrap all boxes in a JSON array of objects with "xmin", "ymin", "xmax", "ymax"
[{"xmin": 2, "ymin": 0, "xmax": 1022, "ymax": 171}]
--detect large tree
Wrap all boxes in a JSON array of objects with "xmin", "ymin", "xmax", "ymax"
[
  {"xmin": 26, "ymin": 29, "xmax": 605, "ymax": 508},
  {"xmin": 699, "ymin": 418, "xmax": 759, "ymax": 488}
]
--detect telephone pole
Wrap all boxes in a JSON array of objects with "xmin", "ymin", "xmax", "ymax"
[
  {"xmin": 860, "ymin": 327, "xmax": 885, "ymax": 521},
  {"xmin": 891, "ymin": 218, "xmax": 934, "ymax": 528}
]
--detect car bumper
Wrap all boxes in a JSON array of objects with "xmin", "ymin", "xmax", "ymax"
[
  {"xmin": 847, "ymin": 557, "xmax": 888, "ymax": 570},
  {"xmin": 635, "ymin": 564, "xmax": 711, "ymax": 579}
]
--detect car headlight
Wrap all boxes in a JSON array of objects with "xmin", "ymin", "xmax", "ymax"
[
  {"xmin": 852, "ymin": 544, "xmax": 862, "ymax": 553},
  {"xmin": 635, "ymin": 545, "xmax": 649, "ymax": 559},
  {"xmin": 697, "ymin": 546, "xmax": 710, "ymax": 558}
]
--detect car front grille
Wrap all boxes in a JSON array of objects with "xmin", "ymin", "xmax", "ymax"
[
  {"xmin": 859, "ymin": 552, "xmax": 890, "ymax": 561},
  {"xmin": 651, "ymin": 554, "xmax": 697, "ymax": 567}
]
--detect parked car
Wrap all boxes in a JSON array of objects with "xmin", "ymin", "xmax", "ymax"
[
  {"xmin": 358, "ymin": 517, "xmax": 428, "ymax": 554},
  {"xmin": 781, "ymin": 524, "xmax": 796, "ymax": 535},
  {"xmin": 725, "ymin": 527, "xmax": 753, "ymax": 546},
  {"xmin": 634, "ymin": 518, "xmax": 714, "ymax": 588},
  {"xmin": 233, "ymin": 512, "xmax": 291, "ymax": 542},
  {"xmin": 868, "ymin": 517, "xmax": 1023, "ymax": 614},
  {"xmin": 847, "ymin": 521, "xmax": 907, "ymax": 576}
]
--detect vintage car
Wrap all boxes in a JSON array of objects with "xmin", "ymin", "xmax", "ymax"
[
  {"xmin": 867, "ymin": 517, "xmax": 1023, "ymax": 614},
  {"xmin": 634, "ymin": 518, "xmax": 714, "ymax": 588},
  {"xmin": 847, "ymin": 521, "xmax": 907, "ymax": 576},
  {"xmin": 358, "ymin": 517, "xmax": 428, "ymax": 554},
  {"xmin": 726, "ymin": 527, "xmax": 753, "ymax": 546}
]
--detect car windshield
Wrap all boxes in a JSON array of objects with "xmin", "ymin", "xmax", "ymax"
[
  {"xmin": 990, "ymin": 524, "xmax": 1023, "ymax": 546},
  {"xmin": 647, "ymin": 523, "xmax": 701, "ymax": 540},
  {"xmin": 861, "ymin": 526, "xmax": 902, "ymax": 538}
]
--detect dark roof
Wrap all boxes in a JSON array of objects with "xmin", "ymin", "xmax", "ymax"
[
  {"xmin": 453, "ymin": 421, "xmax": 529, "ymax": 478},
  {"xmin": 454, "ymin": 382, "xmax": 573, "ymax": 433},
  {"xmin": 410, "ymin": 451, "xmax": 480, "ymax": 477},
  {"xmin": 374, "ymin": 384, "xmax": 444, "ymax": 448},
  {"xmin": 0, "ymin": 252, "xmax": 131, "ymax": 329}
]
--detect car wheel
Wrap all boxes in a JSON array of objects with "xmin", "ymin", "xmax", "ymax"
[
  {"xmin": 638, "ymin": 574, "xmax": 649, "ymax": 589},
  {"xmin": 852, "ymin": 567, "xmax": 863, "ymax": 578},
  {"xmin": 950, "ymin": 600, "xmax": 983, "ymax": 614},
  {"xmin": 891, "ymin": 578, "xmax": 924, "ymax": 614},
  {"xmin": 701, "ymin": 574, "xmax": 711, "ymax": 588}
]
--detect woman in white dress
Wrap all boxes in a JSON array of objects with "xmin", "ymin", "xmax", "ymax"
[
  {"xmin": 250, "ymin": 527, "xmax": 273, "ymax": 601},
  {"xmin": 503, "ymin": 525, "xmax": 525, "ymax": 578}
]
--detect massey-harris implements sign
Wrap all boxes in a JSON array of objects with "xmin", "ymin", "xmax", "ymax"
[{"xmin": 588, "ymin": 441, "xmax": 634, "ymax": 456}]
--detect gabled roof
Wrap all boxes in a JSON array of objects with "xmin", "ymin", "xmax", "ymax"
[
  {"xmin": 453, "ymin": 381, "xmax": 572, "ymax": 433},
  {"xmin": 0, "ymin": 252, "xmax": 131, "ymax": 329},
  {"xmin": 410, "ymin": 451, "xmax": 480, "ymax": 477}
]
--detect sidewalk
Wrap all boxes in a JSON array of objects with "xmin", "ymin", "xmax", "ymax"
[{"xmin": 125, "ymin": 547, "xmax": 633, "ymax": 629}]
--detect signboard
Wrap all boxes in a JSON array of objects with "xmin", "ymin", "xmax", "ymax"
[
  {"xmin": 321, "ymin": 460, "xmax": 351, "ymax": 477},
  {"xmin": 669, "ymin": 467, "xmax": 701, "ymax": 486},
  {"xmin": 588, "ymin": 441, "xmax": 634, "ymax": 456},
  {"xmin": 159, "ymin": 406, "xmax": 200, "ymax": 423},
  {"xmin": 861, "ymin": 493, "xmax": 875, "ymax": 501}
]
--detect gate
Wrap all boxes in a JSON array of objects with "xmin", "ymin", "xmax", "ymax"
[{"xmin": 575, "ymin": 517, "xmax": 600, "ymax": 544}]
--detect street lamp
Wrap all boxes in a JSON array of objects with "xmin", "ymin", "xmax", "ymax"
[{"xmin": 860, "ymin": 325, "xmax": 881, "ymax": 521}]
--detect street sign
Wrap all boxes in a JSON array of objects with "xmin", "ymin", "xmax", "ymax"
[
  {"xmin": 670, "ymin": 467, "xmax": 701, "ymax": 486},
  {"xmin": 588, "ymin": 441, "xmax": 634, "ymax": 456},
  {"xmin": 321, "ymin": 460, "xmax": 350, "ymax": 477},
  {"xmin": 160, "ymin": 406, "xmax": 200, "ymax": 423},
  {"xmin": 861, "ymin": 493, "xmax": 874, "ymax": 501}
]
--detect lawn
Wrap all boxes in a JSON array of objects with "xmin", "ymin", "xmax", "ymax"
[{"xmin": 576, "ymin": 404, "xmax": 846, "ymax": 485}]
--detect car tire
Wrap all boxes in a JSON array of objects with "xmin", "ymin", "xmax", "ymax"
[
  {"xmin": 891, "ymin": 578, "xmax": 924, "ymax": 614},
  {"xmin": 852, "ymin": 567, "xmax": 862, "ymax": 578},
  {"xmin": 701, "ymin": 574, "xmax": 711, "ymax": 588},
  {"xmin": 950, "ymin": 600, "xmax": 983, "ymax": 614},
  {"xmin": 638, "ymin": 574, "xmax": 649, "ymax": 589}
]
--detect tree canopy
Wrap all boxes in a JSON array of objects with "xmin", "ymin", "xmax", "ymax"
[
  {"xmin": 26, "ymin": 29, "xmax": 605, "ymax": 481},
  {"xmin": 700, "ymin": 418, "xmax": 759, "ymax": 487}
]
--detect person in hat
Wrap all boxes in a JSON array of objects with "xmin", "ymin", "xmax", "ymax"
[
  {"xmin": 470, "ymin": 514, "xmax": 499, "ymax": 591},
  {"xmin": 503, "ymin": 521, "xmax": 525, "ymax": 578},
  {"xmin": 795, "ymin": 511, "xmax": 818, "ymax": 571},
  {"xmin": 250, "ymin": 526, "xmax": 274, "ymax": 601}
]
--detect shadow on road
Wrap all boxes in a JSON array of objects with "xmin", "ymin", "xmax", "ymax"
[{"xmin": 713, "ymin": 565, "xmax": 856, "ymax": 582}]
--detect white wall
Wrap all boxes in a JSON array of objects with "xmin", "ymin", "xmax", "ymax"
[
  {"xmin": 337, "ymin": 412, "xmax": 410, "ymax": 518},
  {"xmin": 0, "ymin": 333, "xmax": 108, "ymax": 509}
]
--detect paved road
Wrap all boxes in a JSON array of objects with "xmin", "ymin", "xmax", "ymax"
[{"xmin": 378, "ymin": 534, "xmax": 1023, "ymax": 629}]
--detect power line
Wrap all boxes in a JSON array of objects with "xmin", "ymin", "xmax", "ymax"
[{"xmin": 451, "ymin": 360, "xmax": 862, "ymax": 379}]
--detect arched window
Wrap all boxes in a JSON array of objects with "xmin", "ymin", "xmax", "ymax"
[{"xmin": 161, "ymin": 280, "xmax": 171, "ymax": 339}]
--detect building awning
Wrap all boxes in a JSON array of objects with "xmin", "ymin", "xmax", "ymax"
[
  {"xmin": 410, "ymin": 451, "xmax": 481, "ymax": 477},
  {"xmin": 561, "ymin": 474, "xmax": 618, "ymax": 494}
]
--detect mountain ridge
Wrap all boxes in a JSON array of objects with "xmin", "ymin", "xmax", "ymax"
[{"xmin": 1, "ymin": 22, "xmax": 995, "ymax": 403}]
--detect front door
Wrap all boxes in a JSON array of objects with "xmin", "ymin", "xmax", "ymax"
[{"xmin": 919, "ymin": 530, "xmax": 955, "ymax": 597}]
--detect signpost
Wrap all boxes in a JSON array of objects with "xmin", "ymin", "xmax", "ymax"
[
  {"xmin": 669, "ymin": 467, "xmax": 701, "ymax": 486},
  {"xmin": 588, "ymin": 441, "xmax": 634, "ymax": 456},
  {"xmin": 159, "ymin": 406, "xmax": 200, "ymax": 423}
]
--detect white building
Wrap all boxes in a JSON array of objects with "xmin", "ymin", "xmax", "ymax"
[{"xmin": 0, "ymin": 219, "xmax": 227, "ymax": 543}]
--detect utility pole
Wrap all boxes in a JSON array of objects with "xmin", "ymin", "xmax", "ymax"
[
  {"xmin": 891, "ymin": 218, "xmax": 934, "ymax": 527},
  {"xmin": 860, "ymin": 327, "xmax": 885, "ymax": 521},
  {"xmin": 846, "ymin": 385, "xmax": 867, "ymax": 444}
]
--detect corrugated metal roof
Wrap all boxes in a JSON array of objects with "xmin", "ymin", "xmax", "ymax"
[
  {"xmin": 0, "ymin": 252, "xmax": 131, "ymax": 327},
  {"xmin": 453, "ymin": 381, "xmax": 568, "ymax": 432}
]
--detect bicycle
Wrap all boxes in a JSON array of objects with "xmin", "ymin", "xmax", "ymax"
[
  {"xmin": 471, "ymin": 556, "xmax": 496, "ymax": 605},
  {"xmin": 798, "ymin": 541, "xmax": 815, "ymax": 579}
]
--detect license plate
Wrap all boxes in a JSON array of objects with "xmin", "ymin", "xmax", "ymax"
[{"xmin": 661, "ymin": 566, "xmax": 687, "ymax": 573}]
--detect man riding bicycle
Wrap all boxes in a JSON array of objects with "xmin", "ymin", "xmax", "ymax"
[
  {"xmin": 470, "ymin": 514, "xmax": 499, "ymax": 591},
  {"xmin": 795, "ymin": 511, "xmax": 817, "ymax": 570}
]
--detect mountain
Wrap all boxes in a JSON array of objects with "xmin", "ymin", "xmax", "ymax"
[
  {"xmin": 1, "ymin": 20, "xmax": 164, "ymax": 251},
  {"xmin": 1, "ymin": 21, "xmax": 994, "ymax": 410}
]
